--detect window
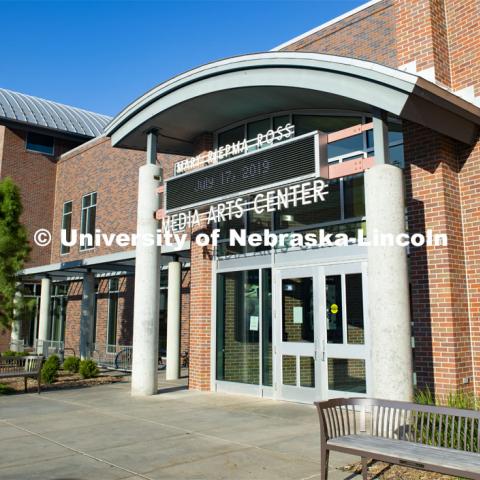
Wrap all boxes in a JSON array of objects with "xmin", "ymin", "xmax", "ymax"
[
  {"xmin": 107, "ymin": 278, "xmax": 119, "ymax": 349},
  {"xmin": 26, "ymin": 132, "xmax": 54, "ymax": 155},
  {"xmin": 60, "ymin": 201, "xmax": 72, "ymax": 255},
  {"xmin": 80, "ymin": 192, "xmax": 97, "ymax": 251},
  {"xmin": 216, "ymin": 270, "xmax": 260, "ymax": 384}
]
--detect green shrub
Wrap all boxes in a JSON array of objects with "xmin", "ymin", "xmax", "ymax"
[
  {"xmin": 2, "ymin": 350, "xmax": 28, "ymax": 357},
  {"xmin": 63, "ymin": 356, "xmax": 80, "ymax": 373},
  {"xmin": 0, "ymin": 383, "xmax": 15, "ymax": 395},
  {"xmin": 414, "ymin": 387, "xmax": 478, "ymax": 451},
  {"xmin": 79, "ymin": 359, "xmax": 99, "ymax": 379},
  {"xmin": 41, "ymin": 355, "xmax": 60, "ymax": 384}
]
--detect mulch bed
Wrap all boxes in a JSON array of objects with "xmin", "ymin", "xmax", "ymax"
[
  {"xmin": 0, "ymin": 369, "xmax": 127, "ymax": 394},
  {"xmin": 343, "ymin": 461, "xmax": 456, "ymax": 479}
]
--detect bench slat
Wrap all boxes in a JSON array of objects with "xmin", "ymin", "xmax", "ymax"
[{"xmin": 328, "ymin": 435, "xmax": 480, "ymax": 474}]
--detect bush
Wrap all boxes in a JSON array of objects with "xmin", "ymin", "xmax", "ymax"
[
  {"xmin": 63, "ymin": 356, "xmax": 80, "ymax": 373},
  {"xmin": 2, "ymin": 350, "xmax": 28, "ymax": 357},
  {"xmin": 414, "ymin": 387, "xmax": 478, "ymax": 451},
  {"xmin": 0, "ymin": 383, "xmax": 15, "ymax": 395},
  {"xmin": 79, "ymin": 359, "xmax": 99, "ymax": 379},
  {"xmin": 41, "ymin": 355, "xmax": 60, "ymax": 384}
]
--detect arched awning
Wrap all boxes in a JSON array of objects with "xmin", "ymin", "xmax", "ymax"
[{"xmin": 105, "ymin": 52, "xmax": 480, "ymax": 153}]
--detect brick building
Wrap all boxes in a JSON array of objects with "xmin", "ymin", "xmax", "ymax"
[{"xmin": 10, "ymin": 0, "xmax": 480, "ymax": 403}]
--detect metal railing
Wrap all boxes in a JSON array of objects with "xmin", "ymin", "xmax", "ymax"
[
  {"xmin": 35, "ymin": 339, "xmax": 64, "ymax": 360},
  {"xmin": 92, "ymin": 344, "xmax": 133, "ymax": 371},
  {"xmin": 9, "ymin": 339, "xmax": 25, "ymax": 352}
]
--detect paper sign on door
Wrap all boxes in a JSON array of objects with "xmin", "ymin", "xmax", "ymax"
[
  {"xmin": 293, "ymin": 306, "xmax": 303, "ymax": 324},
  {"xmin": 249, "ymin": 315, "xmax": 259, "ymax": 331}
]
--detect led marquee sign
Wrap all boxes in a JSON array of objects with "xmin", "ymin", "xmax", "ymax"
[{"xmin": 165, "ymin": 130, "xmax": 327, "ymax": 213}]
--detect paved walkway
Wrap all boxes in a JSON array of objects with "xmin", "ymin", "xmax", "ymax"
[{"xmin": 0, "ymin": 375, "xmax": 360, "ymax": 480}]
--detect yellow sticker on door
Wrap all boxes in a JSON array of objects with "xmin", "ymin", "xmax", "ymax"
[{"xmin": 330, "ymin": 304, "xmax": 339, "ymax": 314}]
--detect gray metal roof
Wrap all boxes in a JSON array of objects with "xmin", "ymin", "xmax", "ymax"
[{"xmin": 0, "ymin": 87, "xmax": 111, "ymax": 138}]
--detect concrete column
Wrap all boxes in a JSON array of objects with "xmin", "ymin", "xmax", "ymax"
[
  {"xmin": 79, "ymin": 272, "xmax": 95, "ymax": 359},
  {"xmin": 37, "ymin": 277, "xmax": 51, "ymax": 353},
  {"xmin": 365, "ymin": 163, "xmax": 413, "ymax": 401},
  {"xmin": 131, "ymin": 131, "xmax": 161, "ymax": 396},
  {"xmin": 166, "ymin": 261, "xmax": 181, "ymax": 380},
  {"xmin": 10, "ymin": 289, "xmax": 22, "ymax": 351}
]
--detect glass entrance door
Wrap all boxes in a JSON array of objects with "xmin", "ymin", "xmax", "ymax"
[
  {"xmin": 274, "ymin": 267, "xmax": 322, "ymax": 403},
  {"xmin": 324, "ymin": 263, "xmax": 369, "ymax": 396},
  {"xmin": 273, "ymin": 263, "xmax": 369, "ymax": 403}
]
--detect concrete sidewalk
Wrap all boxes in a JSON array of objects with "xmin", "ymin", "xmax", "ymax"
[{"xmin": 0, "ymin": 375, "xmax": 360, "ymax": 480}]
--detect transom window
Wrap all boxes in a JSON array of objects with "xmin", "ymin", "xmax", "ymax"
[
  {"xmin": 26, "ymin": 132, "xmax": 54, "ymax": 155},
  {"xmin": 215, "ymin": 113, "xmax": 404, "ymax": 257}
]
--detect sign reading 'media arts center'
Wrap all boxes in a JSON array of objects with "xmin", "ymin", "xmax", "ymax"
[{"xmin": 165, "ymin": 125, "xmax": 327, "ymax": 212}]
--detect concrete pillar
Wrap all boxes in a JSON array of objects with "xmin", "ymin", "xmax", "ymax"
[
  {"xmin": 166, "ymin": 261, "xmax": 181, "ymax": 380},
  {"xmin": 131, "ymin": 130, "xmax": 161, "ymax": 396},
  {"xmin": 365, "ymin": 163, "xmax": 413, "ymax": 401},
  {"xmin": 10, "ymin": 288, "xmax": 22, "ymax": 351},
  {"xmin": 372, "ymin": 109, "xmax": 390, "ymax": 165},
  {"xmin": 37, "ymin": 277, "xmax": 51, "ymax": 353},
  {"xmin": 79, "ymin": 272, "xmax": 95, "ymax": 359}
]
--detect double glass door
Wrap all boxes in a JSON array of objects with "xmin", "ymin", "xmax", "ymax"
[{"xmin": 274, "ymin": 263, "xmax": 368, "ymax": 403}]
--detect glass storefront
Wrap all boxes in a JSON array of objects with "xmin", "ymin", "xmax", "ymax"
[
  {"xmin": 213, "ymin": 112, "xmax": 380, "ymax": 401},
  {"xmin": 216, "ymin": 269, "xmax": 272, "ymax": 386}
]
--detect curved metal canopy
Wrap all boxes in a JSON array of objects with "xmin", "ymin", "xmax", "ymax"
[
  {"xmin": 0, "ymin": 87, "xmax": 111, "ymax": 138},
  {"xmin": 106, "ymin": 52, "xmax": 480, "ymax": 153}
]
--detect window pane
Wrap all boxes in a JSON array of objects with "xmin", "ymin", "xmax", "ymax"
[
  {"xmin": 343, "ymin": 174, "xmax": 365, "ymax": 218},
  {"xmin": 216, "ymin": 270, "xmax": 260, "ymax": 384},
  {"xmin": 80, "ymin": 208, "xmax": 88, "ymax": 235},
  {"xmin": 282, "ymin": 277, "xmax": 313, "ymax": 343},
  {"xmin": 262, "ymin": 269, "xmax": 272, "ymax": 386},
  {"xmin": 388, "ymin": 122, "xmax": 403, "ymax": 144},
  {"xmin": 300, "ymin": 356, "xmax": 315, "ymax": 387},
  {"xmin": 61, "ymin": 202, "xmax": 72, "ymax": 255},
  {"xmin": 275, "ymin": 179, "xmax": 340, "ymax": 229},
  {"xmin": 88, "ymin": 206, "xmax": 96, "ymax": 235},
  {"xmin": 217, "ymin": 125, "xmax": 244, "ymax": 149},
  {"xmin": 293, "ymin": 115, "xmax": 360, "ymax": 136},
  {"xmin": 389, "ymin": 143, "xmax": 404, "ymax": 168},
  {"xmin": 282, "ymin": 355, "xmax": 296, "ymax": 386},
  {"xmin": 346, "ymin": 274, "xmax": 364, "ymax": 345},
  {"xmin": 247, "ymin": 118, "xmax": 270, "ymax": 151},
  {"xmin": 26, "ymin": 132, "xmax": 54, "ymax": 155},
  {"xmin": 107, "ymin": 293, "xmax": 118, "ymax": 346},
  {"xmin": 273, "ymin": 115, "xmax": 289, "ymax": 129},
  {"xmin": 326, "ymin": 275, "xmax": 343, "ymax": 344},
  {"xmin": 328, "ymin": 134, "xmax": 363, "ymax": 159},
  {"xmin": 328, "ymin": 358, "xmax": 366, "ymax": 393}
]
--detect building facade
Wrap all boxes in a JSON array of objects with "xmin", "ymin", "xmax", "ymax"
[{"xmin": 9, "ymin": 0, "xmax": 480, "ymax": 403}]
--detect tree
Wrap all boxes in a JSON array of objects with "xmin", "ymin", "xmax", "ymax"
[{"xmin": 0, "ymin": 177, "xmax": 30, "ymax": 328}]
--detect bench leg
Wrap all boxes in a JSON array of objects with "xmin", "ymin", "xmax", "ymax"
[
  {"xmin": 320, "ymin": 448, "xmax": 329, "ymax": 480},
  {"xmin": 361, "ymin": 457, "xmax": 368, "ymax": 480},
  {"xmin": 24, "ymin": 377, "xmax": 27, "ymax": 393}
]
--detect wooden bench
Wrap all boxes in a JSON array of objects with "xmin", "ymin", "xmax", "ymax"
[
  {"xmin": 0, "ymin": 355, "xmax": 43, "ymax": 393},
  {"xmin": 315, "ymin": 397, "xmax": 480, "ymax": 480}
]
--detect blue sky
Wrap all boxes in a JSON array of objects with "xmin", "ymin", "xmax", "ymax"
[{"xmin": 1, "ymin": 0, "xmax": 366, "ymax": 117}]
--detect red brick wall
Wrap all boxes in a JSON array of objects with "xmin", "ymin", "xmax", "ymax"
[
  {"xmin": 444, "ymin": 0, "xmax": 480, "ymax": 94},
  {"xmin": 281, "ymin": 0, "xmax": 397, "ymax": 67},
  {"xmin": 0, "ymin": 127, "xmax": 80, "ymax": 267},
  {"xmin": 404, "ymin": 122, "xmax": 474, "ymax": 395},
  {"xmin": 187, "ymin": 134, "xmax": 214, "ymax": 391},
  {"xmin": 458, "ymin": 141, "xmax": 480, "ymax": 392},
  {"xmin": 50, "ymin": 137, "xmax": 143, "ymax": 262}
]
